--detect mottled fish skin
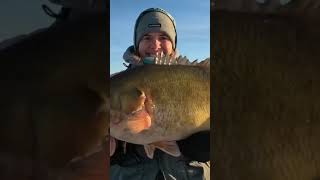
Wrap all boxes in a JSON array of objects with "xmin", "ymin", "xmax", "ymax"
[
  {"xmin": 0, "ymin": 12, "xmax": 108, "ymax": 171},
  {"xmin": 110, "ymin": 59, "xmax": 210, "ymax": 145}
]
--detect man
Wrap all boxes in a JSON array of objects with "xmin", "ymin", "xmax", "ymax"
[
  {"xmin": 110, "ymin": 7, "xmax": 210, "ymax": 180},
  {"xmin": 122, "ymin": 7, "xmax": 178, "ymax": 66}
]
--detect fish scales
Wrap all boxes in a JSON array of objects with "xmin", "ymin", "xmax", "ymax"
[{"xmin": 110, "ymin": 62, "xmax": 210, "ymax": 145}]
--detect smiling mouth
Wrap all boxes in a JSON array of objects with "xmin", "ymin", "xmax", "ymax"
[{"xmin": 146, "ymin": 52, "xmax": 162, "ymax": 56}]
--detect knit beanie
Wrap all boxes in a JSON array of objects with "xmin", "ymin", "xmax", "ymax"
[{"xmin": 134, "ymin": 8, "xmax": 177, "ymax": 51}]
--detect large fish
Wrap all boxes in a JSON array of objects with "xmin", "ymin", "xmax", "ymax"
[
  {"xmin": 0, "ymin": 13, "xmax": 108, "ymax": 179},
  {"xmin": 110, "ymin": 58, "xmax": 210, "ymax": 158}
]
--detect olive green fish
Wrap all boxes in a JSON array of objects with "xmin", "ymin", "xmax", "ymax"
[{"xmin": 110, "ymin": 58, "xmax": 210, "ymax": 158}]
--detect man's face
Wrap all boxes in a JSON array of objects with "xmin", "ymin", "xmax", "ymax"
[{"xmin": 138, "ymin": 32, "xmax": 174, "ymax": 59}]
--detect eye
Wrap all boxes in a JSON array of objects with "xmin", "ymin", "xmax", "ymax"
[
  {"xmin": 159, "ymin": 36, "xmax": 169, "ymax": 41},
  {"xmin": 142, "ymin": 36, "xmax": 151, "ymax": 41}
]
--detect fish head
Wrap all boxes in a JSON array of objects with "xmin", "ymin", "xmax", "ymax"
[{"xmin": 110, "ymin": 85, "xmax": 154, "ymax": 142}]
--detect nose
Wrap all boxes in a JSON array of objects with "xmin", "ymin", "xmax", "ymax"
[{"xmin": 150, "ymin": 39, "xmax": 161, "ymax": 50}]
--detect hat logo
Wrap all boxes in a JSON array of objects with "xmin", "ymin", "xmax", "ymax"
[{"xmin": 148, "ymin": 24, "xmax": 161, "ymax": 28}]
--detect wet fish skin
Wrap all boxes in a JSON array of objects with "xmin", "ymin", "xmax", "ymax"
[{"xmin": 110, "ymin": 63, "xmax": 210, "ymax": 145}]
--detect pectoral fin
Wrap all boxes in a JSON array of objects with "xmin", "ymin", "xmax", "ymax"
[
  {"xmin": 144, "ymin": 144, "xmax": 156, "ymax": 159},
  {"xmin": 153, "ymin": 141, "xmax": 181, "ymax": 157},
  {"xmin": 144, "ymin": 141, "xmax": 181, "ymax": 159}
]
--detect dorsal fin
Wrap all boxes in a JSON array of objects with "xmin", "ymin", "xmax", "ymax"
[
  {"xmin": 174, "ymin": 55, "xmax": 210, "ymax": 68},
  {"xmin": 118, "ymin": 55, "xmax": 211, "ymax": 73},
  {"xmin": 155, "ymin": 54, "xmax": 210, "ymax": 68}
]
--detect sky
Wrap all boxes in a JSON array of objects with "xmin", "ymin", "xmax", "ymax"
[{"xmin": 110, "ymin": 0, "xmax": 210, "ymax": 74}]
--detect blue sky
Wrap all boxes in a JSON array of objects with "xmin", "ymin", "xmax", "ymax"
[{"xmin": 110, "ymin": 0, "xmax": 210, "ymax": 74}]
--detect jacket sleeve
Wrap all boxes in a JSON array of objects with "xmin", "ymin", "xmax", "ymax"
[{"xmin": 177, "ymin": 131, "xmax": 210, "ymax": 162}]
